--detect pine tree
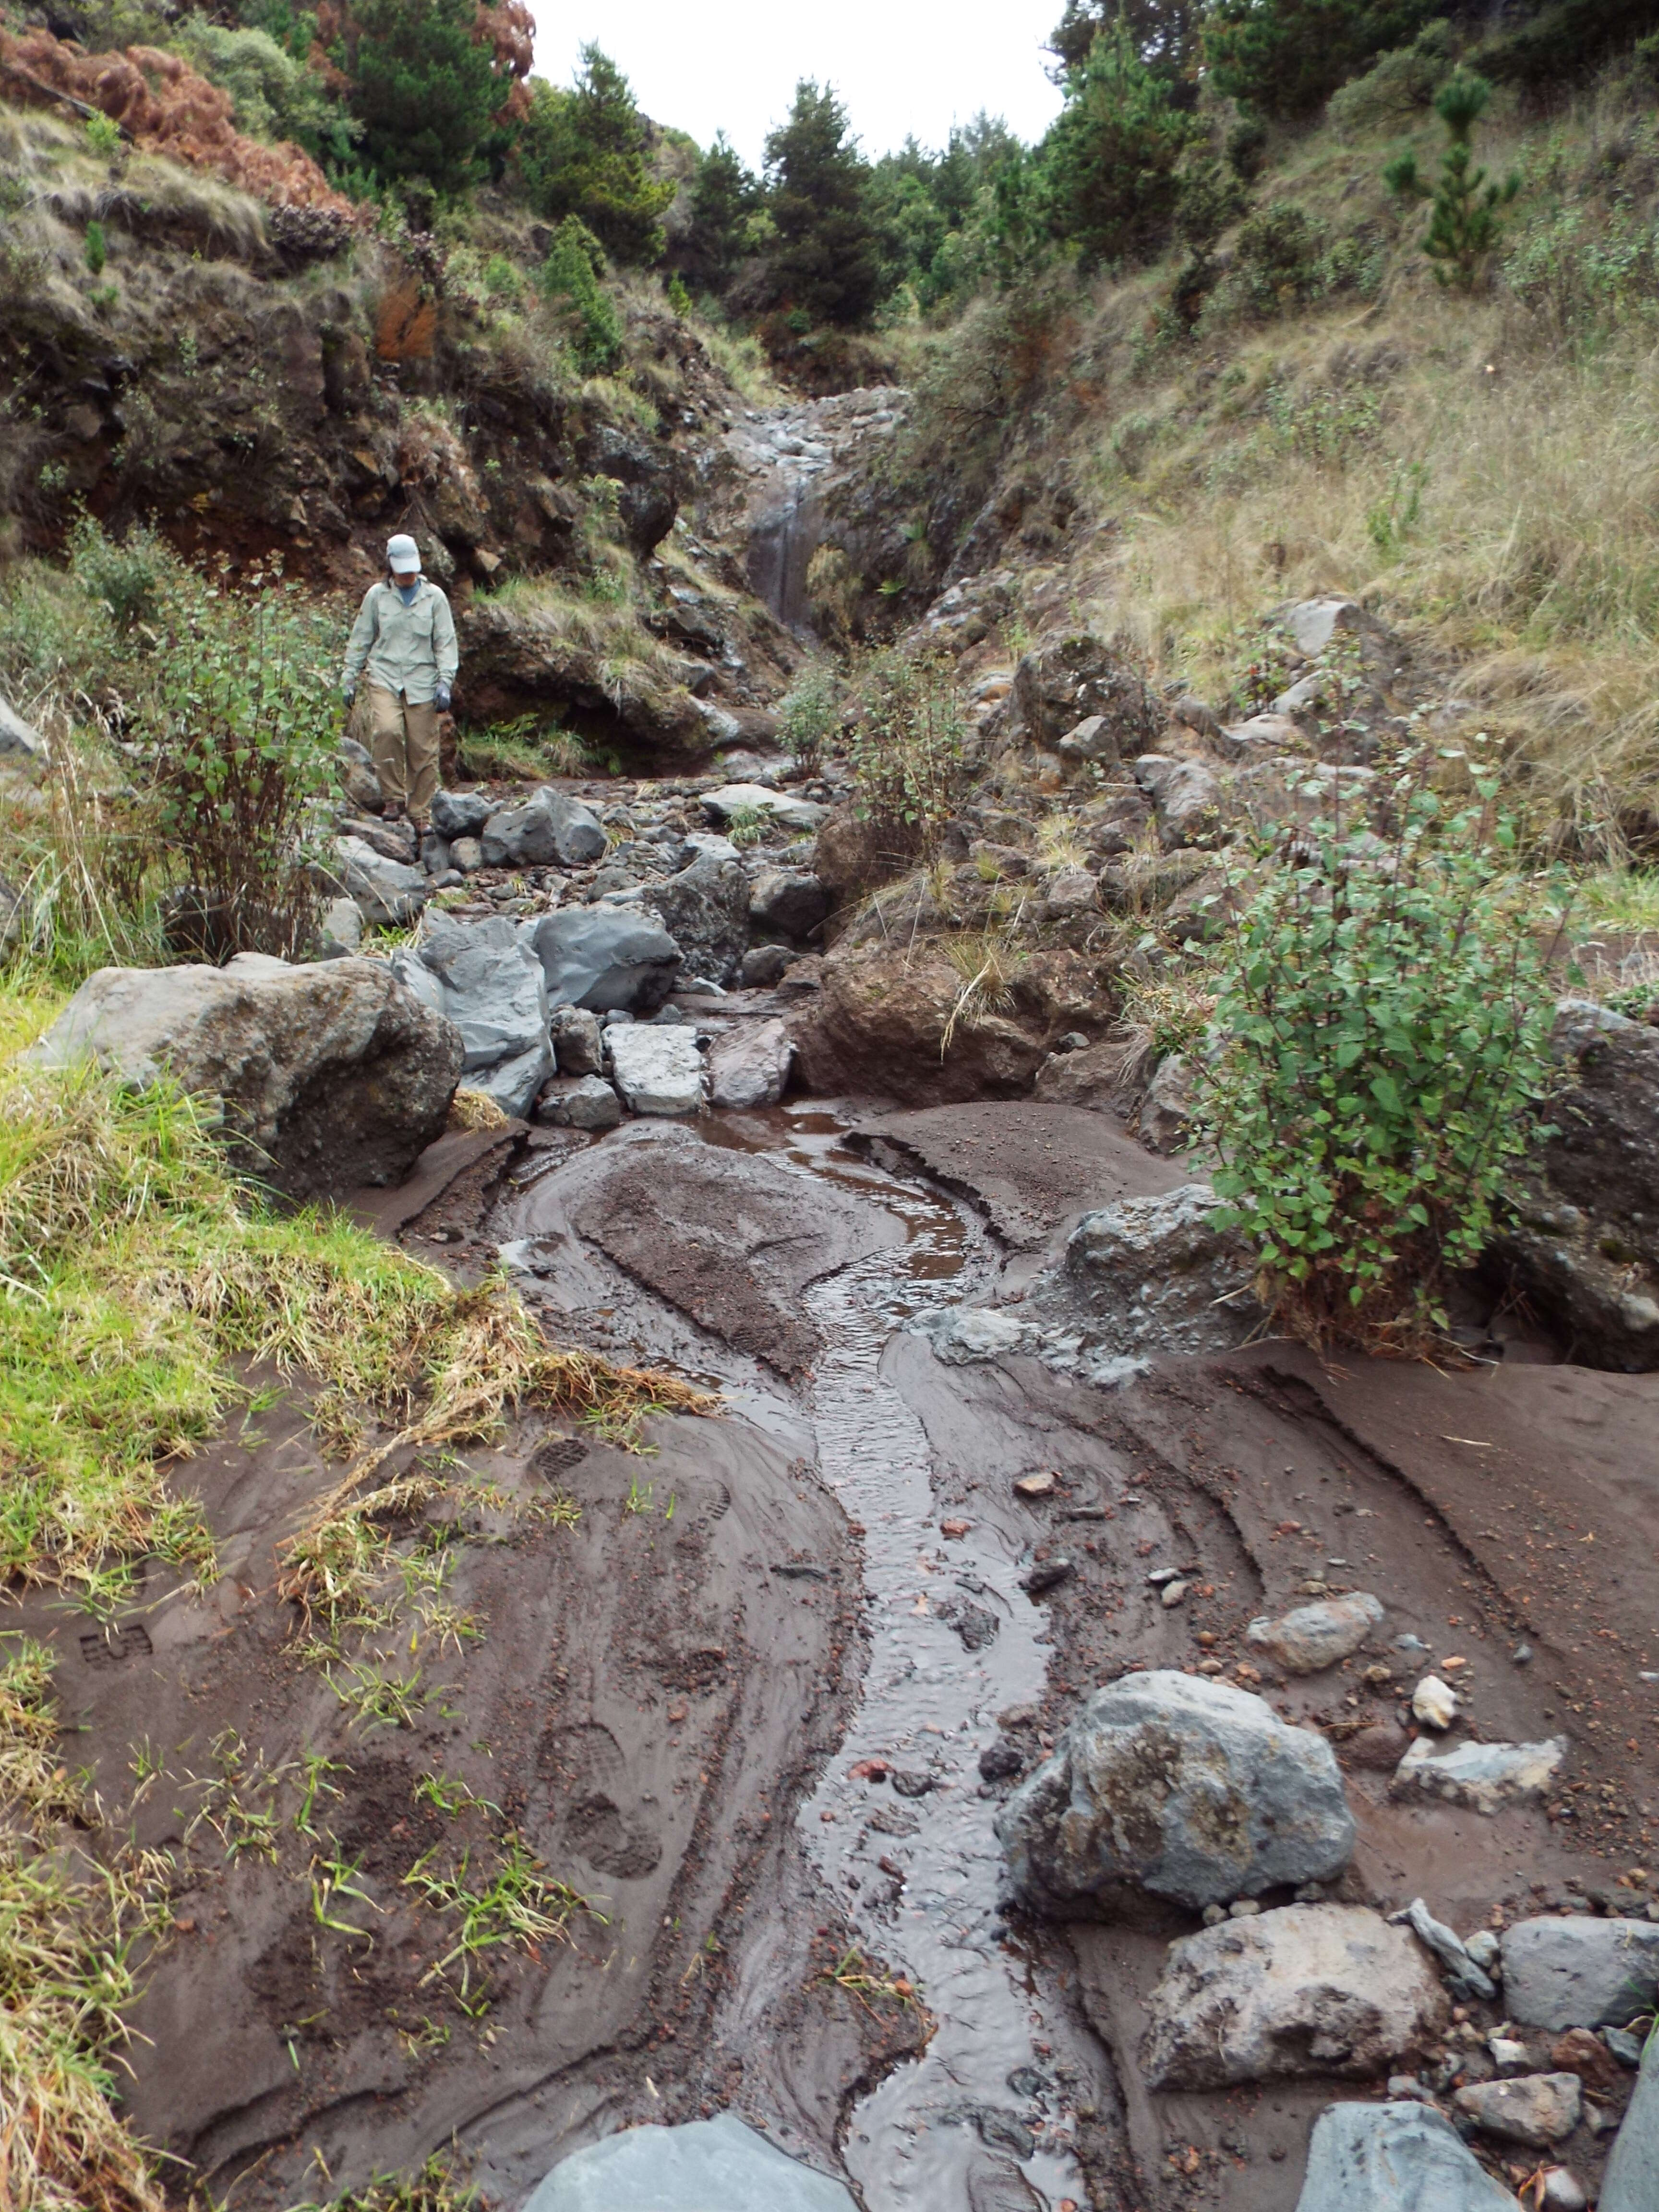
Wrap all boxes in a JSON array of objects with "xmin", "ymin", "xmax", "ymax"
[
  {"xmin": 1041, "ymin": 24, "xmax": 1193, "ymax": 265},
  {"xmin": 762, "ymin": 81, "xmax": 882, "ymax": 327},
  {"xmin": 342, "ymin": 0, "xmax": 505, "ymax": 197},
  {"xmin": 1203, "ymin": 0, "xmax": 1435, "ymax": 120},
  {"xmin": 675, "ymin": 132, "xmax": 758, "ymax": 295},
  {"xmin": 513, "ymin": 46, "xmax": 675, "ymax": 265},
  {"xmin": 1384, "ymin": 71, "xmax": 1518, "ymax": 292}
]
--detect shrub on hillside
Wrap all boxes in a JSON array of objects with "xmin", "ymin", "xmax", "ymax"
[
  {"xmin": 847, "ymin": 649, "xmax": 969, "ymax": 858},
  {"xmin": 538, "ymin": 214, "xmax": 621, "ymax": 370},
  {"xmin": 1043, "ymin": 23, "xmax": 1193, "ymax": 265},
  {"xmin": 512, "ymin": 47, "xmax": 675, "ymax": 265},
  {"xmin": 777, "ymin": 664, "xmax": 842, "ymax": 773},
  {"xmin": 762, "ymin": 79, "xmax": 883, "ymax": 327},
  {"xmin": 1385, "ymin": 71, "xmax": 1518, "ymax": 292},
  {"xmin": 1195, "ymin": 753, "xmax": 1559, "ymax": 1353},
  {"xmin": 1327, "ymin": 19, "xmax": 1455, "ymax": 132}
]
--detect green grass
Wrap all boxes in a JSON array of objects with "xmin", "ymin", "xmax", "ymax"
[
  {"xmin": 402, "ymin": 1832, "xmax": 599, "ymax": 2009},
  {"xmin": 1573, "ymin": 866, "xmax": 1659, "ymax": 934}
]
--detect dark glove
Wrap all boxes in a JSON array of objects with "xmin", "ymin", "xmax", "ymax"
[
  {"xmin": 434, "ymin": 682, "xmax": 452, "ymax": 713},
  {"xmin": 342, "ymin": 682, "xmax": 356, "ymax": 705}
]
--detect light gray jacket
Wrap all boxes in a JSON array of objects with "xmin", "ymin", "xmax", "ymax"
[{"xmin": 342, "ymin": 577, "xmax": 458, "ymax": 704}]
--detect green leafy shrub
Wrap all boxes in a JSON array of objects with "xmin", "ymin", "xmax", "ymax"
[
  {"xmin": 1233, "ymin": 200, "xmax": 1327, "ymax": 311},
  {"xmin": 512, "ymin": 48, "xmax": 675, "ymax": 265},
  {"xmin": 1196, "ymin": 755, "xmax": 1559, "ymax": 1352},
  {"xmin": 1042, "ymin": 23, "xmax": 1194, "ymax": 265},
  {"xmin": 138, "ymin": 561, "xmax": 339, "ymax": 960},
  {"xmin": 341, "ymin": 0, "xmax": 506, "ymax": 199},
  {"xmin": 1384, "ymin": 71, "xmax": 1519, "ymax": 291},
  {"xmin": 848, "ymin": 649, "xmax": 968, "ymax": 858},
  {"xmin": 777, "ymin": 664, "xmax": 842, "ymax": 773},
  {"xmin": 539, "ymin": 215, "xmax": 621, "ymax": 371},
  {"xmin": 84, "ymin": 110, "xmax": 121, "ymax": 159},
  {"xmin": 82, "ymin": 219, "xmax": 106, "ymax": 276},
  {"xmin": 67, "ymin": 514, "xmax": 169, "ymax": 632},
  {"xmin": 1327, "ymin": 20, "xmax": 1455, "ymax": 131},
  {"xmin": 1204, "ymin": 0, "xmax": 1436, "ymax": 119}
]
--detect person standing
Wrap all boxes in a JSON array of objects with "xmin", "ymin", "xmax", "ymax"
[{"xmin": 340, "ymin": 532, "xmax": 457, "ymax": 834}]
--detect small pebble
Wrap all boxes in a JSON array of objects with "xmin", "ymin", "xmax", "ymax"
[
  {"xmin": 1513, "ymin": 1642, "xmax": 1533, "ymax": 1665},
  {"xmin": 1202, "ymin": 1903, "xmax": 1226, "ymax": 1926},
  {"xmin": 1540, "ymin": 2169, "xmax": 1587, "ymax": 2211},
  {"xmin": 1412, "ymin": 1675, "xmax": 1460, "ymax": 1729},
  {"xmin": 1161, "ymin": 1580, "xmax": 1190, "ymax": 1608},
  {"xmin": 1227, "ymin": 1898, "xmax": 1262, "ymax": 1918}
]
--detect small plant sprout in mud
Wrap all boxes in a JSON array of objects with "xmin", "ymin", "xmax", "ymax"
[
  {"xmin": 414, "ymin": 1771, "xmax": 501, "ymax": 1819},
  {"xmin": 819, "ymin": 1944, "xmax": 928, "ymax": 2022},
  {"xmin": 622, "ymin": 1476, "xmax": 655, "ymax": 1516},
  {"xmin": 325, "ymin": 1656, "xmax": 447, "ymax": 1734},
  {"xmin": 288, "ymin": 2151, "xmax": 479, "ymax": 2212},
  {"xmin": 310, "ymin": 1843, "xmax": 384, "ymax": 1948},
  {"xmin": 294, "ymin": 1751, "xmax": 350, "ymax": 1838},
  {"xmin": 402, "ymin": 1833, "xmax": 600, "ymax": 2009}
]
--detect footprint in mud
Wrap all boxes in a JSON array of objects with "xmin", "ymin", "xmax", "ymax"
[
  {"xmin": 540, "ymin": 1721, "xmax": 662, "ymax": 1880},
  {"xmin": 529, "ymin": 1435, "xmax": 588, "ymax": 1482}
]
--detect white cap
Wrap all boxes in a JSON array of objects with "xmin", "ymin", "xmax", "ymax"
[{"xmin": 386, "ymin": 533, "xmax": 421, "ymax": 574}]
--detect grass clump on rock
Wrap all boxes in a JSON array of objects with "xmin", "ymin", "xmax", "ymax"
[{"xmin": 1195, "ymin": 749, "xmax": 1560, "ymax": 1354}]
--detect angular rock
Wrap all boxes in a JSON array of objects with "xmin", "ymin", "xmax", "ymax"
[
  {"xmin": 1058, "ymin": 713, "xmax": 1115, "ymax": 763},
  {"xmin": 709, "ymin": 1018, "xmax": 793, "ymax": 1108},
  {"xmin": 27, "ymin": 956, "xmax": 459, "ymax": 1196},
  {"xmin": 1051, "ymin": 1184, "xmax": 1258, "ymax": 1357},
  {"xmin": 1392, "ymin": 1734, "xmax": 1568, "ymax": 1814},
  {"xmin": 468, "ymin": 1040, "xmax": 553, "ymax": 1118},
  {"xmin": 406, "ymin": 913, "xmax": 550, "ymax": 1076},
  {"xmin": 430, "ymin": 787, "xmax": 493, "ymax": 839},
  {"xmin": 337, "ymin": 737, "xmax": 382, "ymax": 814},
  {"xmin": 343, "ymin": 812, "xmax": 417, "ymax": 865},
  {"xmin": 1412, "ymin": 1675, "xmax": 1459, "ymax": 1729},
  {"xmin": 1601, "ymin": 2020, "xmax": 1659, "ymax": 2212},
  {"xmin": 1388, "ymin": 1896, "xmax": 1497, "ymax": 2003},
  {"xmin": 740, "ymin": 943, "xmax": 793, "ymax": 988},
  {"xmin": 641, "ymin": 853, "xmax": 750, "ymax": 986},
  {"xmin": 1010, "ymin": 634, "xmax": 1163, "ymax": 756},
  {"xmin": 524, "ymin": 2112, "xmax": 855, "ymax": 2212},
  {"xmin": 1139, "ymin": 1051, "xmax": 1195, "ymax": 1155},
  {"xmin": 482, "ymin": 787, "xmax": 608, "ymax": 869},
  {"xmin": 331, "ymin": 835, "xmax": 429, "ymax": 926},
  {"xmin": 577, "ymin": 422, "xmax": 679, "ymax": 556},
  {"xmin": 1248, "ymin": 1592, "xmax": 1385, "ymax": 1676},
  {"xmin": 749, "ymin": 867, "xmax": 830, "ymax": 942},
  {"xmin": 1453, "ymin": 2073, "xmax": 1582, "ymax": 2147},
  {"xmin": 525, "ymin": 911, "xmax": 681, "ymax": 1014},
  {"xmin": 1501, "ymin": 1917, "xmax": 1659, "ymax": 2030},
  {"xmin": 1285, "ymin": 596, "xmax": 1371, "ymax": 658},
  {"xmin": 608, "ymin": 1025, "xmax": 704, "ymax": 1116},
  {"xmin": 1486, "ymin": 1000, "xmax": 1659, "ymax": 1371},
  {"xmin": 1293, "ymin": 2101, "xmax": 1520, "ymax": 2212},
  {"xmin": 450, "ymin": 836, "xmax": 484, "ymax": 874},
  {"xmin": 994, "ymin": 1670, "xmax": 1355, "ymax": 1920},
  {"xmin": 1041, "ymin": 866, "xmax": 1099, "ymax": 914},
  {"xmin": 535, "ymin": 1073, "xmax": 622, "ymax": 1130},
  {"xmin": 1134, "ymin": 754, "xmax": 1227, "ymax": 850},
  {"xmin": 1142, "ymin": 1904, "xmax": 1447, "ymax": 2089},
  {"xmin": 703, "ymin": 783, "xmax": 827, "ymax": 834},
  {"xmin": 550, "ymin": 1003, "xmax": 604, "ymax": 1076},
  {"xmin": 0, "ymin": 694, "xmax": 48, "ymax": 769},
  {"xmin": 317, "ymin": 896, "xmax": 362, "ymax": 958}
]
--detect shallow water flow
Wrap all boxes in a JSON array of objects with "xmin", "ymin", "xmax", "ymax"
[{"xmin": 727, "ymin": 1112, "xmax": 1089, "ymax": 2210}]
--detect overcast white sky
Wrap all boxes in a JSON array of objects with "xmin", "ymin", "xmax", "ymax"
[{"xmin": 529, "ymin": 0, "xmax": 1068, "ymax": 170}]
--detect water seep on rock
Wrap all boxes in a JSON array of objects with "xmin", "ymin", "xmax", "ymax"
[
  {"xmin": 523, "ymin": 2112, "xmax": 856, "ymax": 2212},
  {"xmin": 994, "ymin": 1670, "xmax": 1354, "ymax": 1920}
]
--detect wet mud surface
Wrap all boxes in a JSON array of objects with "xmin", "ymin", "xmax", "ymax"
[{"xmin": 28, "ymin": 1096, "xmax": 1659, "ymax": 2209}]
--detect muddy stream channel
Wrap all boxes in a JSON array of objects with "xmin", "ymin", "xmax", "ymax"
[{"xmin": 494, "ymin": 1107, "xmax": 1093, "ymax": 2211}]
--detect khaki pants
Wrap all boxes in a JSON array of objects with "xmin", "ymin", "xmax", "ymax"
[{"xmin": 366, "ymin": 684, "xmax": 440, "ymax": 819}]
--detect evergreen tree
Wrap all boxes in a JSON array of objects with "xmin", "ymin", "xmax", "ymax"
[
  {"xmin": 675, "ymin": 132, "xmax": 758, "ymax": 294},
  {"xmin": 1384, "ymin": 71, "xmax": 1518, "ymax": 291},
  {"xmin": 1041, "ymin": 24, "xmax": 1193, "ymax": 265},
  {"xmin": 343, "ymin": 0, "xmax": 505, "ymax": 197},
  {"xmin": 1202, "ymin": 0, "xmax": 1435, "ymax": 120},
  {"xmin": 762, "ymin": 81, "xmax": 883, "ymax": 327},
  {"xmin": 540, "ymin": 214, "xmax": 623, "ymax": 369},
  {"xmin": 1049, "ymin": 0, "xmax": 1204, "ymax": 92},
  {"xmin": 513, "ymin": 46, "xmax": 675, "ymax": 265}
]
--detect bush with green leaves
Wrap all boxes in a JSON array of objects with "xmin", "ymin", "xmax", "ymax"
[
  {"xmin": 1203, "ymin": 0, "xmax": 1436, "ymax": 119},
  {"xmin": 1384, "ymin": 71, "xmax": 1519, "ymax": 291},
  {"xmin": 1042, "ymin": 23, "xmax": 1193, "ymax": 266},
  {"xmin": 67, "ymin": 512, "xmax": 169, "ymax": 632},
  {"xmin": 340, "ymin": 0, "xmax": 507, "ymax": 199},
  {"xmin": 539, "ymin": 215, "xmax": 622, "ymax": 371},
  {"xmin": 138, "ymin": 561, "xmax": 339, "ymax": 961},
  {"xmin": 777, "ymin": 664, "xmax": 842, "ymax": 774},
  {"xmin": 847, "ymin": 649, "xmax": 968, "ymax": 858},
  {"xmin": 1195, "ymin": 756, "xmax": 1559, "ymax": 1353},
  {"xmin": 512, "ymin": 48, "xmax": 675, "ymax": 265}
]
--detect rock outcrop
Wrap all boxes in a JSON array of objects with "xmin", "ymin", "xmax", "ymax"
[
  {"xmin": 995, "ymin": 1671, "xmax": 1355, "ymax": 1919},
  {"xmin": 1293, "ymin": 2101, "xmax": 1521, "ymax": 2211},
  {"xmin": 390, "ymin": 913, "xmax": 552, "ymax": 1118},
  {"xmin": 28, "ymin": 954, "xmax": 460, "ymax": 1194},
  {"xmin": 524, "ymin": 911, "xmax": 682, "ymax": 1014}
]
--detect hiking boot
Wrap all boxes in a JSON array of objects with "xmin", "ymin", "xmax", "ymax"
[{"xmin": 383, "ymin": 801, "xmax": 407, "ymax": 824}]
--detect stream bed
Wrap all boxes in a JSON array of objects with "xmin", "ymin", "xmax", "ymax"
[{"xmin": 503, "ymin": 1106, "xmax": 1095, "ymax": 2209}]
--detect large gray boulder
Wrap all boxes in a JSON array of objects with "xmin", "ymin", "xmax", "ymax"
[
  {"xmin": 27, "ymin": 955, "xmax": 459, "ymax": 1195},
  {"xmin": 1142, "ymin": 1904, "xmax": 1447, "ymax": 2089},
  {"xmin": 701, "ymin": 782, "xmax": 827, "ymax": 834},
  {"xmin": 1041, "ymin": 1184, "xmax": 1258, "ymax": 1357},
  {"xmin": 1500, "ymin": 1917, "xmax": 1659, "ymax": 2030},
  {"xmin": 391, "ymin": 914, "xmax": 552, "ymax": 1118},
  {"xmin": 1487, "ymin": 1000, "xmax": 1659, "ymax": 1370},
  {"xmin": 330, "ymin": 834, "xmax": 429, "ymax": 926},
  {"xmin": 1452, "ymin": 2074, "xmax": 1582, "ymax": 2147},
  {"xmin": 1134, "ymin": 754, "xmax": 1227, "ymax": 850},
  {"xmin": 524, "ymin": 911, "xmax": 681, "ymax": 1014},
  {"xmin": 430, "ymin": 787, "xmax": 493, "ymax": 839},
  {"xmin": 1010, "ymin": 633, "xmax": 1163, "ymax": 757},
  {"xmin": 0, "ymin": 694, "xmax": 48, "ymax": 769},
  {"xmin": 523, "ymin": 2113, "xmax": 856, "ymax": 2212},
  {"xmin": 642, "ymin": 853, "xmax": 751, "ymax": 986},
  {"xmin": 482, "ymin": 787, "xmax": 608, "ymax": 869},
  {"xmin": 608, "ymin": 1025, "xmax": 704, "ymax": 1116},
  {"xmin": 1294, "ymin": 2102, "xmax": 1521, "ymax": 2211},
  {"xmin": 709, "ymin": 1018, "xmax": 793, "ymax": 1108},
  {"xmin": 1601, "ymin": 2019, "xmax": 1659, "ymax": 2212},
  {"xmin": 994, "ymin": 1670, "xmax": 1355, "ymax": 1919},
  {"xmin": 749, "ymin": 867, "xmax": 830, "ymax": 942}
]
